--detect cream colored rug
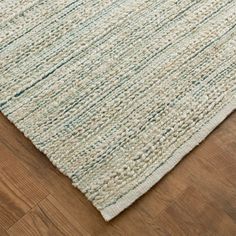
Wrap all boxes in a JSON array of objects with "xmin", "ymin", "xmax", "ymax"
[{"xmin": 0, "ymin": 0, "xmax": 235, "ymax": 221}]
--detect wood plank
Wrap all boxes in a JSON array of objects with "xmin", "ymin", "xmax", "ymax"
[
  {"xmin": 155, "ymin": 187, "xmax": 236, "ymax": 235},
  {"xmin": 7, "ymin": 195, "xmax": 88, "ymax": 236},
  {"xmin": 0, "ymin": 144, "xmax": 48, "ymax": 230},
  {"xmin": 0, "ymin": 112, "xmax": 236, "ymax": 235},
  {"xmin": 0, "ymin": 113, "xmax": 121, "ymax": 236}
]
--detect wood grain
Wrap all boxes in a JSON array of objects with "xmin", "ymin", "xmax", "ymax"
[
  {"xmin": 0, "ymin": 144, "xmax": 48, "ymax": 231},
  {"xmin": 8, "ymin": 195, "xmax": 88, "ymax": 236},
  {"xmin": 0, "ymin": 112, "xmax": 235, "ymax": 235}
]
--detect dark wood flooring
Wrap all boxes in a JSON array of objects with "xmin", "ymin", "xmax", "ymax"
[{"xmin": 0, "ymin": 112, "xmax": 236, "ymax": 235}]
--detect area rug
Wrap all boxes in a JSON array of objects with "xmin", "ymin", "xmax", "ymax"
[{"xmin": 0, "ymin": 0, "xmax": 235, "ymax": 221}]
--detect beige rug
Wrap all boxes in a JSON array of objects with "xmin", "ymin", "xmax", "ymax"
[{"xmin": 0, "ymin": 0, "xmax": 235, "ymax": 221}]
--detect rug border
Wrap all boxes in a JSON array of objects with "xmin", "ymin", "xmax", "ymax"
[
  {"xmin": 100, "ymin": 100, "xmax": 236, "ymax": 221},
  {"xmin": 1, "ymin": 99, "xmax": 235, "ymax": 221}
]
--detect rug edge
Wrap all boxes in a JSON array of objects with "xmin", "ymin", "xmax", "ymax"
[
  {"xmin": 100, "ymin": 100, "xmax": 236, "ymax": 221},
  {"xmin": 1, "ymin": 100, "xmax": 235, "ymax": 222}
]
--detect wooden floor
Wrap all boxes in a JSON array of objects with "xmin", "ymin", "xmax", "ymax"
[{"xmin": 0, "ymin": 112, "xmax": 236, "ymax": 236}]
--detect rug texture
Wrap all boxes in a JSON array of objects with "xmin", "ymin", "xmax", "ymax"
[{"xmin": 0, "ymin": 0, "xmax": 236, "ymax": 221}]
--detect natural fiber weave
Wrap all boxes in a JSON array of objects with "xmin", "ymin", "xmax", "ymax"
[{"xmin": 0, "ymin": 0, "xmax": 235, "ymax": 221}]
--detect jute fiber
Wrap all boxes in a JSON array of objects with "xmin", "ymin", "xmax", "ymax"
[{"xmin": 0, "ymin": 0, "xmax": 235, "ymax": 220}]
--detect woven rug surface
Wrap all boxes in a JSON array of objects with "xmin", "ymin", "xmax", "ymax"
[{"xmin": 0, "ymin": 0, "xmax": 236, "ymax": 220}]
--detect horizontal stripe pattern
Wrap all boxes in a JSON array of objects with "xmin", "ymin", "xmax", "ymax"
[{"xmin": 0, "ymin": 0, "xmax": 236, "ymax": 220}]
